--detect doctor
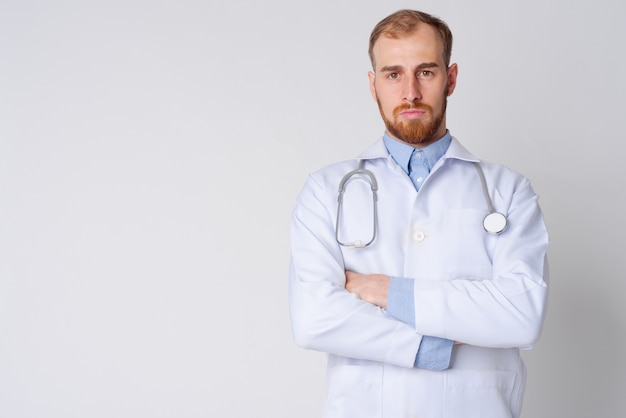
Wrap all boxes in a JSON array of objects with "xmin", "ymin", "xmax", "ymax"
[{"xmin": 289, "ymin": 9, "xmax": 548, "ymax": 418}]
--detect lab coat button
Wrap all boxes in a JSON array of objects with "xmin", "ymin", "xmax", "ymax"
[{"xmin": 413, "ymin": 230, "xmax": 425, "ymax": 242}]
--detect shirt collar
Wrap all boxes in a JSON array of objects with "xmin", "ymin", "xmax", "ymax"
[{"xmin": 383, "ymin": 131, "xmax": 452, "ymax": 175}]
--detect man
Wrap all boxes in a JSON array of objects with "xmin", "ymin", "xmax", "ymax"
[{"xmin": 289, "ymin": 9, "xmax": 548, "ymax": 418}]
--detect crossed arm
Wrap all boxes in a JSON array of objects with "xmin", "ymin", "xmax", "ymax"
[
  {"xmin": 345, "ymin": 272, "xmax": 461, "ymax": 348},
  {"xmin": 291, "ymin": 172, "xmax": 548, "ymax": 368}
]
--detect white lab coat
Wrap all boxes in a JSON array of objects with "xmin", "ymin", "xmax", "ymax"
[{"xmin": 289, "ymin": 137, "xmax": 548, "ymax": 418}]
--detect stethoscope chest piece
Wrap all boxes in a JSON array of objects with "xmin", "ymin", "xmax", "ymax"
[
  {"xmin": 474, "ymin": 161, "xmax": 508, "ymax": 235},
  {"xmin": 483, "ymin": 211, "xmax": 508, "ymax": 235}
]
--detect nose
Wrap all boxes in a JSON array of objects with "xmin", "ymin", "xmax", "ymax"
[{"xmin": 403, "ymin": 76, "xmax": 421, "ymax": 103}]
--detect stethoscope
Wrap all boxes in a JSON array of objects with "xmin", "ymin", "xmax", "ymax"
[{"xmin": 335, "ymin": 160, "xmax": 508, "ymax": 248}]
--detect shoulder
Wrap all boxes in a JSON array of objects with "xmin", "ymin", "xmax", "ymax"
[
  {"xmin": 444, "ymin": 139, "xmax": 539, "ymax": 207},
  {"xmin": 476, "ymin": 159, "xmax": 533, "ymax": 192},
  {"xmin": 448, "ymin": 136, "xmax": 531, "ymax": 186},
  {"xmin": 306, "ymin": 138, "xmax": 389, "ymax": 187}
]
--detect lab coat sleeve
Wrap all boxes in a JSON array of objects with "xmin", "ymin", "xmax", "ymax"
[
  {"xmin": 289, "ymin": 175, "xmax": 422, "ymax": 368},
  {"xmin": 412, "ymin": 175, "xmax": 549, "ymax": 349}
]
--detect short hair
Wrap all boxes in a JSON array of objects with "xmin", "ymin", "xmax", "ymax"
[{"xmin": 368, "ymin": 9, "xmax": 453, "ymax": 69}]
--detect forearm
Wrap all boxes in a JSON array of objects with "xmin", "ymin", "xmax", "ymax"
[
  {"xmin": 289, "ymin": 182, "xmax": 422, "ymax": 368},
  {"xmin": 289, "ymin": 261, "xmax": 421, "ymax": 367},
  {"xmin": 412, "ymin": 267, "xmax": 548, "ymax": 348},
  {"xmin": 346, "ymin": 273, "xmax": 454, "ymax": 370}
]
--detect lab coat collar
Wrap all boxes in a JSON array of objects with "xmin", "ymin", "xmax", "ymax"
[
  {"xmin": 358, "ymin": 135, "xmax": 480, "ymax": 163},
  {"xmin": 444, "ymin": 137, "xmax": 480, "ymax": 163}
]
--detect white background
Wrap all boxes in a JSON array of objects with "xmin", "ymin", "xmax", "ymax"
[{"xmin": 1, "ymin": 0, "xmax": 625, "ymax": 417}]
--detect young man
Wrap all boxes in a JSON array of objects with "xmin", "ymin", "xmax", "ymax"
[{"xmin": 289, "ymin": 9, "xmax": 548, "ymax": 418}]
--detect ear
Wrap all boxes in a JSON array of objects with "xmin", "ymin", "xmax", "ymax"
[
  {"xmin": 446, "ymin": 63, "xmax": 458, "ymax": 96},
  {"xmin": 368, "ymin": 71, "xmax": 377, "ymax": 102}
]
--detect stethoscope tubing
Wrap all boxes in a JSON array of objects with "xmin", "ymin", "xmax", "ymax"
[
  {"xmin": 336, "ymin": 160, "xmax": 379, "ymax": 248},
  {"xmin": 335, "ymin": 159, "xmax": 508, "ymax": 248}
]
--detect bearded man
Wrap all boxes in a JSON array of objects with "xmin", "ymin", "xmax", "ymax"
[{"xmin": 289, "ymin": 9, "xmax": 549, "ymax": 418}]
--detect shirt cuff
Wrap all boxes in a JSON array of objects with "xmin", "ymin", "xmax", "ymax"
[
  {"xmin": 387, "ymin": 276, "xmax": 415, "ymax": 327},
  {"xmin": 414, "ymin": 336, "xmax": 453, "ymax": 370}
]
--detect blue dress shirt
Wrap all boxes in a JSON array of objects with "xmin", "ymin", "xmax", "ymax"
[{"xmin": 383, "ymin": 132, "xmax": 454, "ymax": 371}]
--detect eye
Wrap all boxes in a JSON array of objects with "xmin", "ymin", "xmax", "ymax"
[
  {"xmin": 417, "ymin": 70, "xmax": 434, "ymax": 79},
  {"xmin": 386, "ymin": 72, "xmax": 399, "ymax": 80}
]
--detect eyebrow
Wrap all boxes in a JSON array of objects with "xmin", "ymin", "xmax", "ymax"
[{"xmin": 379, "ymin": 62, "xmax": 440, "ymax": 72}]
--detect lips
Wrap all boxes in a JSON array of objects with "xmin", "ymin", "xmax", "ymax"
[{"xmin": 399, "ymin": 109, "xmax": 426, "ymax": 120}]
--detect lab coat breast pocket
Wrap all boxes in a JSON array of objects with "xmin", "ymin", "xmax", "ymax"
[{"xmin": 443, "ymin": 208, "xmax": 495, "ymax": 278}]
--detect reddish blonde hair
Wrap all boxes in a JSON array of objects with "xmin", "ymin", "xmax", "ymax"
[{"xmin": 368, "ymin": 9, "xmax": 453, "ymax": 69}]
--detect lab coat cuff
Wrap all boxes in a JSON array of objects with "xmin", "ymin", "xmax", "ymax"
[
  {"xmin": 384, "ymin": 321, "xmax": 423, "ymax": 368},
  {"xmin": 413, "ymin": 281, "xmax": 446, "ymax": 337}
]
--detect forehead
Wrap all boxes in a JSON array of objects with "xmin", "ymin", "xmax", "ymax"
[{"xmin": 372, "ymin": 25, "xmax": 444, "ymax": 70}]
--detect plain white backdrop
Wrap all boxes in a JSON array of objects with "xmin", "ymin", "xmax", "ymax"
[{"xmin": 1, "ymin": 0, "xmax": 625, "ymax": 417}]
